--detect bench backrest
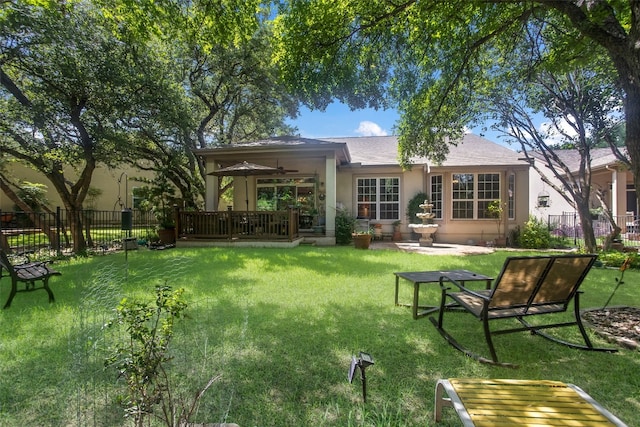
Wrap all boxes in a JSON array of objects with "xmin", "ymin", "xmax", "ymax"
[{"xmin": 488, "ymin": 255, "xmax": 597, "ymax": 311}]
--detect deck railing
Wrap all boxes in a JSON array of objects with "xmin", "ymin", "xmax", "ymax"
[
  {"xmin": 177, "ymin": 208, "xmax": 300, "ymax": 241},
  {"xmin": 0, "ymin": 207, "xmax": 300, "ymax": 255}
]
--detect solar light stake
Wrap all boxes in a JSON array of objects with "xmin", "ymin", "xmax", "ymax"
[{"xmin": 348, "ymin": 352, "xmax": 374, "ymax": 402}]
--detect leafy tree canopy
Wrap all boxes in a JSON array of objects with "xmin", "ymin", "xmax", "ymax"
[{"xmin": 274, "ymin": 1, "xmax": 638, "ymax": 172}]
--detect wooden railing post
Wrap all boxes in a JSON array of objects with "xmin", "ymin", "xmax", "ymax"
[
  {"xmin": 227, "ymin": 206, "xmax": 233, "ymax": 240},
  {"xmin": 173, "ymin": 205, "xmax": 180, "ymax": 241}
]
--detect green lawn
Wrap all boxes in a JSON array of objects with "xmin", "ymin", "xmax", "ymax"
[{"xmin": 0, "ymin": 247, "xmax": 638, "ymax": 426}]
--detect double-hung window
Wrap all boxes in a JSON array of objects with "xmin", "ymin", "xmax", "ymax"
[
  {"xmin": 430, "ymin": 175, "xmax": 443, "ymax": 219},
  {"xmin": 356, "ymin": 177, "xmax": 400, "ymax": 220},
  {"xmin": 452, "ymin": 173, "xmax": 500, "ymax": 219}
]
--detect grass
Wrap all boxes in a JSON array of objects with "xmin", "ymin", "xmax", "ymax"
[{"xmin": 0, "ymin": 246, "xmax": 638, "ymax": 426}]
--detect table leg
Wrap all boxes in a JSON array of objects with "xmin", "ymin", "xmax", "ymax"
[
  {"xmin": 395, "ymin": 276, "xmax": 400, "ymax": 306},
  {"xmin": 413, "ymin": 282, "xmax": 420, "ymax": 319}
]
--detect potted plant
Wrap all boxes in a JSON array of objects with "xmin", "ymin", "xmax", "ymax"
[
  {"xmin": 136, "ymin": 175, "xmax": 178, "ymax": 244},
  {"xmin": 372, "ymin": 223, "xmax": 383, "ymax": 239},
  {"xmin": 487, "ymin": 200, "xmax": 507, "ymax": 247},
  {"xmin": 352, "ymin": 228, "xmax": 373, "ymax": 249},
  {"xmin": 392, "ymin": 220, "xmax": 402, "ymax": 241}
]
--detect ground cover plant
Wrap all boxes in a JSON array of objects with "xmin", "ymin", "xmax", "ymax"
[{"xmin": 0, "ymin": 247, "xmax": 638, "ymax": 426}]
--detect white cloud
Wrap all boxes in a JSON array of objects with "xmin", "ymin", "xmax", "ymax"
[
  {"xmin": 539, "ymin": 117, "xmax": 590, "ymax": 145},
  {"xmin": 355, "ymin": 121, "xmax": 388, "ymax": 136}
]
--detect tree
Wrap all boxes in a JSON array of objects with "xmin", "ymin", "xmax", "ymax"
[
  {"xmin": 125, "ymin": 25, "xmax": 298, "ymax": 210},
  {"xmin": 0, "ymin": 1, "xmax": 179, "ymax": 252},
  {"xmin": 105, "ymin": 0, "xmax": 298, "ymax": 209},
  {"xmin": 275, "ymin": 1, "xmax": 640, "ymax": 206},
  {"xmin": 490, "ymin": 68, "xmax": 624, "ymax": 252}
]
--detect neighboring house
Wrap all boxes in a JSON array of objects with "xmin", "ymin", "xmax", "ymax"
[
  {"xmin": 528, "ymin": 148, "xmax": 634, "ymax": 222},
  {"xmin": 0, "ymin": 163, "xmax": 155, "ymax": 213},
  {"xmin": 197, "ymin": 134, "xmax": 531, "ymax": 245}
]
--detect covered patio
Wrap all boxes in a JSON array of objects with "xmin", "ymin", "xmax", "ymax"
[{"xmin": 192, "ymin": 137, "xmax": 348, "ymax": 246}]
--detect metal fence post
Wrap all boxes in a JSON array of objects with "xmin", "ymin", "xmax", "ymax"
[{"xmin": 56, "ymin": 206, "xmax": 61, "ymax": 256}]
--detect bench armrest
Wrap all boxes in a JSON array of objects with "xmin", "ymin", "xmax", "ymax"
[
  {"xmin": 439, "ymin": 275, "xmax": 491, "ymax": 301},
  {"xmin": 14, "ymin": 261, "xmax": 49, "ymax": 271}
]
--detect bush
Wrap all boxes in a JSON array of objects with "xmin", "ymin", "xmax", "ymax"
[
  {"xmin": 519, "ymin": 215, "xmax": 551, "ymax": 249},
  {"xmin": 406, "ymin": 192, "xmax": 429, "ymax": 224},
  {"xmin": 598, "ymin": 251, "xmax": 640, "ymax": 269},
  {"xmin": 335, "ymin": 207, "xmax": 356, "ymax": 245}
]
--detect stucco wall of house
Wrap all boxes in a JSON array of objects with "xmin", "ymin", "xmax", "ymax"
[
  {"xmin": 424, "ymin": 166, "xmax": 529, "ymax": 245},
  {"xmin": 529, "ymin": 159, "xmax": 635, "ymax": 222},
  {"xmin": 335, "ymin": 163, "xmax": 529, "ymax": 245},
  {"xmin": 528, "ymin": 160, "xmax": 575, "ymax": 221},
  {"xmin": 1, "ymin": 163, "xmax": 155, "ymax": 212},
  {"xmin": 335, "ymin": 164, "xmax": 425, "ymax": 238}
]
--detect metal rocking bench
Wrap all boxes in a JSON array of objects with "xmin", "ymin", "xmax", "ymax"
[
  {"xmin": 0, "ymin": 249, "xmax": 61, "ymax": 309},
  {"xmin": 430, "ymin": 254, "xmax": 618, "ymax": 367}
]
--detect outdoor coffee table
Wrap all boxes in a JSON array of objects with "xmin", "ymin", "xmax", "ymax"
[{"xmin": 394, "ymin": 270, "xmax": 493, "ymax": 319}]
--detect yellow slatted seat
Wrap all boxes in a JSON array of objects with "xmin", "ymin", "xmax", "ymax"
[{"xmin": 435, "ymin": 378, "xmax": 627, "ymax": 426}]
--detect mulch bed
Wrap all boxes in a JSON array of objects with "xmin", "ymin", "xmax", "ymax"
[{"xmin": 581, "ymin": 306, "xmax": 640, "ymax": 350}]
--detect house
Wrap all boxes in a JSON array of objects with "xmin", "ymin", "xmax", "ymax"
[
  {"xmin": 196, "ymin": 134, "xmax": 531, "ymax": 245},
  {"xmin": 528, "ymin": 147, "xmax": 635, "ymax": 234},
  {"xmin": 0, "ymin": 163, "xmax": 155, "ymax": 213}
]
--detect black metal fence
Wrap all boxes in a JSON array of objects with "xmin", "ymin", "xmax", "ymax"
[
  {"xmin": 548, "ymin": 212, "xmax": 640, "ymax": 247},
  {"xmin": 0, "ymin": 208, "xmax": 158, "ymax": 256}
]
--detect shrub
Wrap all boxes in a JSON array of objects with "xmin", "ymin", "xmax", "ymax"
[
  {"xmin": 598, "ymin": 251, "xmax": 640, "ymax": 269},
  {"xmin": 519, "ymin": 215, "xmax": 551, "ymax": 249},
  {"xmin": 106, "ymin": 286, "xmax": 187, "ymax": 426},
  {"xmin": 406, "ymin": 192, "xmax": 429, "ymax": 224},
  {"xmin": 335, "ymin": 207, "xmax": 357, "ymax": 245}
]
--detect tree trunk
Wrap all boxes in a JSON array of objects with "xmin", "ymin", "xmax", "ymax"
[{"xmin": 577, "ymin": 204, "xmax": 597, "ymax": 253}]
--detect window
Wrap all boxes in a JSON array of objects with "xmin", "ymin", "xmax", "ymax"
[
  {"xmin": 430, "ymin": 175, "xmax": 443, "ymax": 219},
  {"xmin": 452, "ymin": 173, "xmax": 501, "ymax": 219},
  {"xmin": 256, "ymin": 177, "xmax": 316, "ymax": 212},
  {"xmin": 508, "ymin": 174, "xmax": 515, "ymax": 219},
  {"xmin": 452, "ymin": 174, "xmax": 474, "ymax": 219},
  {"xmin": 132, "ymin": 187, "xmax": 143, "ymax": 209},
  {"xmin": 356, "ymin": 177, "xmax": 400, "ymax": 220},
  {"xmin": 477, "ymin": 173, "xmax": 501, "ymax": 219}
]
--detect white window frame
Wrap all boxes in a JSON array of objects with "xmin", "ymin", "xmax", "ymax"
[
  {"xmin": 451, "ymin": 173, "xmax": 501, "ymax": 219},
  {"xmin": 508, "ymin": 173, "xmax": 515, "ymax": 220},
  {"xmin": 356, "ymin": 177, "xmax": 401, "ymax": 221},
  {"xmin": 430, "ymin": 175, "xmax": 443, "ymax": 219}
]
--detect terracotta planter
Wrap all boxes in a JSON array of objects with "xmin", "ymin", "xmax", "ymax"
[
  {"xmin": 352, "ymin": 234, "xmax": 372, "ymax": 249},
  {"xmin": 494, "ymin": 237, "xmax": 507, "ymax": 247}
]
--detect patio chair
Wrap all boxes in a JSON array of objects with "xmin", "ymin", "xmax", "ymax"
[{"xmin": 429, "ymin": 254, "xmax": 618, "ymax": 367}]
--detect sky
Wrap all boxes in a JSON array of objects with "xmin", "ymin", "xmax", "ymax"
[{"xmin": 286, "ymin": 102, "xmax": 514, "ymax": 149}]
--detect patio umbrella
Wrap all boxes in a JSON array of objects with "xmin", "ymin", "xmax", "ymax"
[{"xmin": 208, "ymin": 161, "xmax": 284, "ymax": 211}]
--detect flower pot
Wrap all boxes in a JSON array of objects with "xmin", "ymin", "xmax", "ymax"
[
  {"xmin": 494, "ymin": 237, "xmax": 507, "ymax": 247},
  {"xmin": 158, "ymin": 228, "xmax": 176, "ymax": 244},
  {"xmin": 352, "ymin": 234, "xmax": 372, "ymax": 249}
]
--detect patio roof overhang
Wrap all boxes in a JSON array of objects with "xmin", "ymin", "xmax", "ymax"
[{"xmin": 195, "ymin": 137, "xmax": 351, "ymax": 166}]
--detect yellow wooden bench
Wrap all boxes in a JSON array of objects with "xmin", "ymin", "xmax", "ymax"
[{"xmin": 435, "ymin": 378, "xmax": 627, "ymax": 426}]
